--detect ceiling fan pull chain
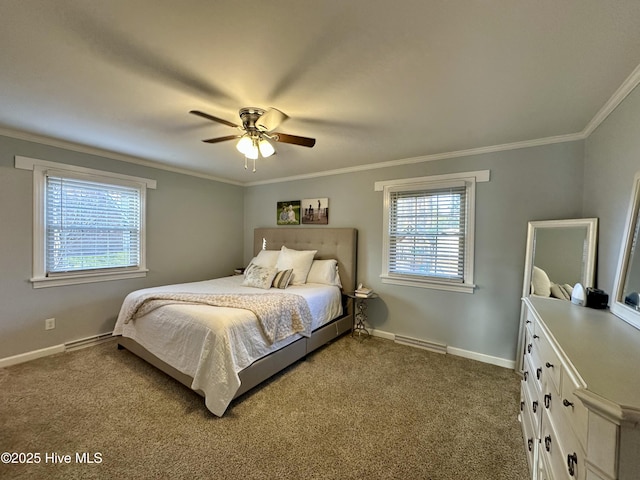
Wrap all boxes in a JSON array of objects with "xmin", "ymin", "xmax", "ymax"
[
  {"xmin": 253, "ymin": 157, "xmax": 257, "ymax": 173},
  {"xmin": 244, "ymin": 156, "xmax": 248, "ymax": 170}
]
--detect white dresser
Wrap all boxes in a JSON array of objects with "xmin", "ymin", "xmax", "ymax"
[{"xmin": 519, "ymin": 296, "xmax": 640, "ymax": 480}]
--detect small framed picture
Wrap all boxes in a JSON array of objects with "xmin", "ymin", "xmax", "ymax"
[
  {"xmin": 277, "ymin": 200, "xmax": 301, "ymax": 225},
  {"xmin": 301, "ymin": 198, "xmax": 329, "ymax": 224}
]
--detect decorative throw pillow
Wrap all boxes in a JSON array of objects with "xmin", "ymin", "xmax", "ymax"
[
  {"xmin": 550, "ymin": 283, "xmax": 571, "ymax": 300},
  {"xmin": 275, "ymin": 246, "xmax": 317, "ymax": 285},
  {"xmin": 272, "ymin": 269, "xmax": 294, "ymax": 289},
  {"xmin": 306, "ymin": 259, "xmax": 342, "ymax": 287},
  {"xmin": 242, "ymin": 264, "xmax": 277, "ymax": 289}
]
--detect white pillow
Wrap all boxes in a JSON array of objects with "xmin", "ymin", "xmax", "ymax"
[
  {"xmin": 242, "ymin": 264, "xmax": 277, "ymax": 289},
  {"xmin": 250, "ymin": 250, "xmax": 280, "ymax": 269},
  {"xmin": 306, "ymin": 259, "xmax": 342, "ymax": 287},
  {"xmin": 531, "ymin": 266, "xmax": 551, "ymax": 297},
  {"xmin": 275, "ymin": 246, "xmax": 317, "ymax": 285}
]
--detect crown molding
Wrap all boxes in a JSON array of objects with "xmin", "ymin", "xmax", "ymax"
[
  {"xmin": 582, "ymin": 62, "xmax": 640, "ymax": 138},
  {"xmin": 244, "ymin": 132, "xmax": 584, "ymax": 186},
  {"xmin": 0, "ymin": 127, "xmax": 243, "ymax": 186}
]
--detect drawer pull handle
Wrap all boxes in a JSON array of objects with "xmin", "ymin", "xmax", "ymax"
[
  {"xmin": 567, "ymin": 452, "xmax": 577, "ymax": 476},
  {"xmin": 544, "ymin": 435, "xmax": 551, "ymax": 452},
  {"xmin": 536, "ymin": 367, "xmax": 542, "ymax": 380},
  {"xmin": 563, "ymin": 399, "xmax": 574, "ymax": 408},
  {"xmin": 520, "ymin": 401, "xmax": 524, "ymax": 412},
  {"xmin": 533, "ymin": 334, "xmax": 539, "ymax": 339},
  {"xmin": 532, "ymin": 400, "xmax": 538, "ymax": 413},
  {"xmin": 544, "ymin": 394, "xmax": 551, "ymax": 409},
  {"xmin": 526, "ymin": 320, "xmax": 531, "ymax": 324},
  {"xmin": 545, "ymin": 362, "xmax": 554, "ymax": 368},
  {"xmin": 524, "ymin": 371, "xmax": 528, "ymax": 381},
  {"xmin": 528, "ymin": 438, "xmax": 533, "ymax": 452},
  {"xmin": 527, "ymin": 344, "xmax": 533, "ymax": 354}
]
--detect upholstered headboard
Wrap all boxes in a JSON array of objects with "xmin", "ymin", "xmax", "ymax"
[{"xmin": 253, "ymin": 228, "xmax": 358, "ymax": 292}]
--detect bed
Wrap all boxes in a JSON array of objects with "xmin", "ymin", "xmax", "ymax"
[{"xmin": 113, "ymin": 227, "xmax": 357, "ymax": 416}]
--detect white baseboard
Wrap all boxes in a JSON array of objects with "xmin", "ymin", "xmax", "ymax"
[
  {"xmin": 0, "ymin": 332, "xmax": 114, "ymax": 368},
  {"xmin": 0, "ymin": 344, "xmax": 65, "ymax": 368},
  {"xmin": 370, "ymin": 328, "xmax": 515, "ymax": 369},
  {"xmin": 447, "ymin": 346, "xmax": 515, "ymax": 369},
  {"xmin": 369, "ymin": 328, "xmax": 395, "ymax": 340}
]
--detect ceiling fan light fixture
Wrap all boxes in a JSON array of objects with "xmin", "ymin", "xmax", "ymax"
[
  {"xmin": 258, "ymin": 138, "xmax": 275, "ymax": 158},
  {"xmin": 245, "ymin": 140, "xmax": 259, "ymax": 160},
  {"xmin": 191, "ymin": 107, "xmax": 315, "ymax": 173},
  {"xmin": 236, "ymin": 135, "xmax": 253, "ymax": 155}
]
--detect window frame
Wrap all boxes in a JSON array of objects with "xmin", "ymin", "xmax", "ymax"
[
  {"xmin": 376, "ymin": 170, "xmax": 489, "ymax": 294},
  {"xmin": 15, "ymin": 156, "xmax": 156, "ymax": 288}
]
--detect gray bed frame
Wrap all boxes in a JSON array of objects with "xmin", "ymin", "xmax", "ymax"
[{"xmin": 117, "ymin": 227, "xmax": 357, "ymax": 403}]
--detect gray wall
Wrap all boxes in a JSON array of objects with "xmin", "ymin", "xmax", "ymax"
[
  {"xmin": 244, "ymin": 141, "xmax": 585, "ymax": 362},
  {"xmin": 584, "ymin": 85, "xmax": 640, "ymax": 294},
  {"xmin": 0, "ymin": 136, "xmax": 244, "ymax": 358}
]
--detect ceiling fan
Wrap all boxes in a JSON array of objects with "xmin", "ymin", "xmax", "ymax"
[{"xmin": 190, "ymin": 107, "xmax": 316, "ymax": 172}]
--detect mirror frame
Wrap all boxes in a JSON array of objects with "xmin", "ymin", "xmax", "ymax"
[
  {"xmin": 611, "ymin": 171, "xmax": 640, "ymax": 330},
  {"xmin": 515, "ymin": 218, "xmax": 598, "ymax": 372},
  {"xmin": 521, "ymin": 218, "xmax": 599, "ymax": 300}
]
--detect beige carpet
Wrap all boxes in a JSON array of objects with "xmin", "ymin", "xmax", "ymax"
[{"xmin": 0, "ymin": 335, "xmax": 528, "ymax": 480}]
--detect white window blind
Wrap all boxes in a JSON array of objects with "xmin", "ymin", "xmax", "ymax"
[
  {"xmin": 388, "ymin": 183, "xmax": 467, "ymax": 282},
  {"xmin": 45, "ymin": 173, "xmax": 141, "ymax": 275},
  {"xmin": 378, "ymin": 171, "xmax": 487, "ymax": 293}
]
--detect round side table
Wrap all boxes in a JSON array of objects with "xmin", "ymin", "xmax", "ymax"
[{"xmin": 345, "ymin": 292, "xmax": 378, "ymax": 339}]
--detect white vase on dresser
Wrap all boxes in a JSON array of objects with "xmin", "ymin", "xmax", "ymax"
[{"xmin": 519, "ymin": 296, "xmax": 640, "ymax": 480}]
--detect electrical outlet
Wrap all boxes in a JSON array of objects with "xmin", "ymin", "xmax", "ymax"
[{"xmin": 45, "ymin": 318, "xmax": 55, "ymax": 330}]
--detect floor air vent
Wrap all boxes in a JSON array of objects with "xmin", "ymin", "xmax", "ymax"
[
  {"xmin": 394, "ymin": 335, "xmax": 447, "ymax": 354},
  {"xmin": 65, "ymin": 332, "xmax": 113, "ymax": 352}
]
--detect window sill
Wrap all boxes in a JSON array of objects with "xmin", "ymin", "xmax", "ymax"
[
  {"xmin": 380, "ymin": 274, "xmax": 475, "ymax": 294},
  {"xmin": 30, "ymin": 269, "xmax": 148, "ymax": 288}
]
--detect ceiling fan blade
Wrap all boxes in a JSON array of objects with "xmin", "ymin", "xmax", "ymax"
[
  {"xmin": 256, "ymin": 108, "xmax": 288, "ymax": 132},
  {"xmin": 271, "ymin": 132, "xmax": 316, "ymax": 148},
  {"xmin": 202, "ymin": 135, "xmax": 241, "ymax": 144},
  {"xmin": 190, "ymin": 110, "xmax": 239, "ymax": 128}
]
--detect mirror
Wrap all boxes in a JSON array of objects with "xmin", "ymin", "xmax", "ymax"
[
  {"xmin": 612, "ymin": 172, "xmax": 640, "ymax": 330},
  {"xmin": 522, "ymin": 219, "xmax": 598, "ymax": 299},
  {"xmin": 515, "ymin": 218, "xmax": 598, "ymax": 372}
]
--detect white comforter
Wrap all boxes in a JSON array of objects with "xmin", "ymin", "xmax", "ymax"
[{"xmin": 113, "ymin": 276, "xmax": 342, "ymax": 416}]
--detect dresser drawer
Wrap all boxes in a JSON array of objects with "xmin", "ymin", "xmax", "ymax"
[
  {"xmin": 559, "ymin": 369, "xmax": 588, "ymax": 451},
  {"xmin": 523, "ymin": 354, "xmax": 541, "ymax": 431},
  {"xmin": 534, "ymin": 326, "xmax": 561, "ymax": 394},
  {"xmin": 520, "ymin": 384, "xmax": 537, "ymax": 474},
  {"xmin": 541, "ymin": 410, "xmax": 586, "ymax": 480},
  {"xmin": 525, "ymin": 308, "xmax": 535, "ymax": 334},
  {"xmin": 524, "ymin": 322, "xmax": 548, "ymax": 393}
]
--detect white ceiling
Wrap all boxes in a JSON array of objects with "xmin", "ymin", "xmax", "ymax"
[{"xmin": 2, "ymin": 1, "xmax": 640, "ymax": 185}]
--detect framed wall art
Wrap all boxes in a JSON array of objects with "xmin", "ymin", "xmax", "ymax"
[
  {"xmin": 276, "ymin": 200, "xmax": 301, "ymax": 225},
  {"xmin": 301, "ymin": 198, "xmax": 329, "ymax": 224}
]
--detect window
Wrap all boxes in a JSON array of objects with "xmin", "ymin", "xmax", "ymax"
[
  {"xmin": 15, "ymin": 156, "xmax": 156, "ymax": 288},
  {"xmin": 376, "ymin": 170, "xmax": 489, "ymax": 293}
]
